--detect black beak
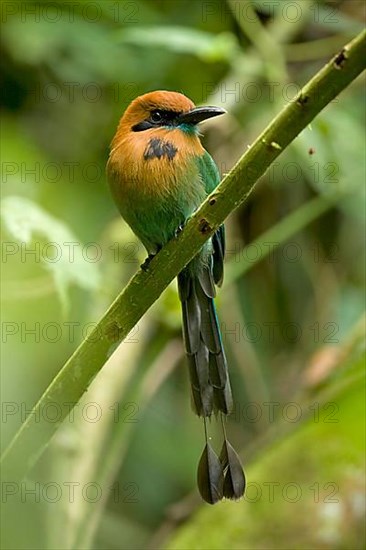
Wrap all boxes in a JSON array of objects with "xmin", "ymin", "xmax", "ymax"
[{"xmin": 177, "ymin": 106, "xmax": 226, "ymax": 125}]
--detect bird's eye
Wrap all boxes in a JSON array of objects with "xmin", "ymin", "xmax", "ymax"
[{"xmin": 151, "ymin": 110, "xmax": 163, "ymax": 123}]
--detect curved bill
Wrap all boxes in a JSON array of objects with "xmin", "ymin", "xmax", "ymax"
[{"xmin": 177, "ymin": 106, "xmax": 226, "ymax": 125}]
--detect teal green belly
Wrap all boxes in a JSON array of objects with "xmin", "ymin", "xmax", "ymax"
[
  {"xmin": 120, "ymin": 173, "xmax": 206, "ymax": 254},
  {"xmin": 122, "ymin": 197, "xmax": 186, "ymax": 253}
]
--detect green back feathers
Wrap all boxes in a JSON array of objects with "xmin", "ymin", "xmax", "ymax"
[{"xmin": 197, "ymin": 150, "xmax": 221, "ymax": 194}]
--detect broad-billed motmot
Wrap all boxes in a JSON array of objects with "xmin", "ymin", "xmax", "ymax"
[{"xmin": 107, "ymin": 91, "xmax": 245, "ymax": 504}]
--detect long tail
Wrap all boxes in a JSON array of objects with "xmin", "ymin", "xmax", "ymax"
[
  {"xmin": 178, "ymin": 260, "xmax": 246, "ymax": 504},
  {"xmin": 178, "ymin": 264, "xmax": 232, "ymax": 417}
]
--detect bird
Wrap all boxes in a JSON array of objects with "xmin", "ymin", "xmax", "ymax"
[{"xmin": 106, "ymin": 91, "xmax": 245, "ymax": 504}]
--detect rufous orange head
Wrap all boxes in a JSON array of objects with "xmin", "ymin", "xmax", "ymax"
[{"xmin": 110, "ymin": 90, "xmax": 226, "ymax": 148}]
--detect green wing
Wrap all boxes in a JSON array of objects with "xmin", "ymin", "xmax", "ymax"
[
  {"xmin": 198, "ymin": 151, "xmax": 226, "ymax": 286},
  {"xmin": 198, "ymin": 150, "xmax": 221, "ymax": 194}
]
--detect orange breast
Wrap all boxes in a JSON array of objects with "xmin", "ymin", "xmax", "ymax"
[{"xmin": 107, "ymin": 127, "xmax": 205, "ymax": 201}]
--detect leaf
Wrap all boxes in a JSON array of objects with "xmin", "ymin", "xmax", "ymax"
[
  {"xmin": 197, "ymin": 443, "xmax": 224, "ymax": 504},
  {"xmin": 1, "ymin": 196, "xmax": 100, "ymax": 309},
  {"xmin": 115, "ymin": 27, "xmax": 238, "ymax": 62}
]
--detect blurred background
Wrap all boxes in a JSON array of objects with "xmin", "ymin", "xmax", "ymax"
[{"xmin": 1, "ymin": 0, "xmax": 365, "ymax": 548}]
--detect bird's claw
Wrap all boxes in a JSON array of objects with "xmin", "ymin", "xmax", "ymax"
[
  {"xmin": 174, "ymin": 221, "xmax": 186, "ymax": 237},
  {"xmin": 140, "ymin": 246, "xmax": 162, "ymax": 271},
  {"xmin": 140, "ymin": 254, "xmax": 155, "ymax": 272}
]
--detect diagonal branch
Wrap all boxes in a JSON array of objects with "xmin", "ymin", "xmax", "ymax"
[{"xmin": 2, "ymin": 30, "xmax": 365, "ymax": 481}]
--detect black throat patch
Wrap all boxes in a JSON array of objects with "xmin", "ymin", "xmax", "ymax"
[{"xmin": 143, "ymin": 137, "xmax": 178, "ymax": 161}]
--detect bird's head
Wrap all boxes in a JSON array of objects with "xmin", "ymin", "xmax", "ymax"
[
  {"xmin": 107, "ymin": 91, "xmax": 225, "ymax": 227},
  {"xmin": 115, "ymin": 90, "xmax": 226, "ymax": 137}
]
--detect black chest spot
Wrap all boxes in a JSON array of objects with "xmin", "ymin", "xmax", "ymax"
[{"xmin": 144, "ymin": 137, "xmax": 178, "ymax": 161}]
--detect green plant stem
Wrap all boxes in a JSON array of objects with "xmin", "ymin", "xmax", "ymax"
[
  {"xmin": 228, "ymin": 0, "xmax": 288, "ymax": 83},
  {"xmin": 284, "ymin": 34, "xmax": 356, "ymax": 62},
  {"xmin": 1, "ymin": 30, "xmax": 365, "ymax": 481},
  {"xmin": 224, "ymin": 193, "xmax": 340, "ymax": 285}
]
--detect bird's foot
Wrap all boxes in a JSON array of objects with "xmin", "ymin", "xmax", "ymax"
[
  {"xmin": 140, "ymin": 245, "xmax": 162, "ymax": 271},
  {"xmin": 140, "ymin": 254, "xmax": 155, "ymax": 272},
  {"xmin": 174, "ymin": 221, "xmax": 187, "ymax": 237}
]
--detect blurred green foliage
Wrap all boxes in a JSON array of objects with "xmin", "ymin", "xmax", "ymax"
[{"xmin": 1, "ymin": 1, "xmax": 365, "ymax": 549}]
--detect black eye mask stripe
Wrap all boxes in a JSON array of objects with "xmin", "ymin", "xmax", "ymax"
[{"xmin": 132, "ymin": 109, "xmax": 183, "ymax": 132}]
